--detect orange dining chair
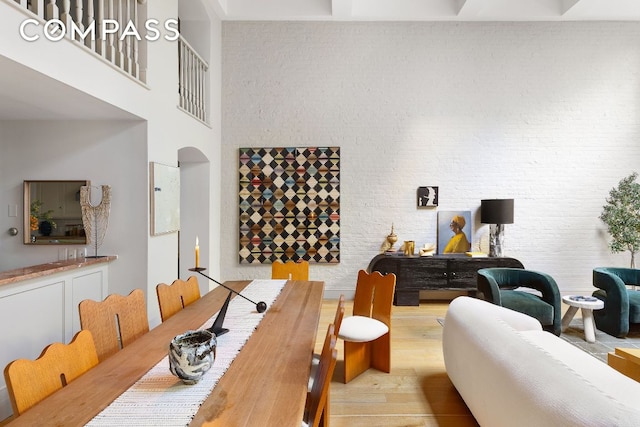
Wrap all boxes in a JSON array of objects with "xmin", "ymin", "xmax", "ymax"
[
  {"xmin": 272, "ymin": 260, "xmax": 310, "ymax": 281},
  {"xmin": 303, "ymin": 323, "xmax": 338, "ymax": 427},
  {"xmin": 338, "ymin": 270, "xmax": 396, "ymax": 383},
  {"xmin": 309, "ymin": 295, "xmax": 345, "ymax": 391},
  {"xmin": 4, "ymin": 329, "xmax": 99, "ymax": 416},
  {"xmin": 156, "ymin": 276, "xmax": 202, "ymax": 322},
  {"xmin": 332, "ymin": 294, "xmax": 346, "ymax": 335},
  {"xmin": 79, "ymin": 289, "xmax": 150, "ymax": 362}
]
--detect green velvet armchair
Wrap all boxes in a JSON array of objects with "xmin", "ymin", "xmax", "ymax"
[
  {"xmin": 477, "ymin": 268, "xmax": 562, "ymax": 336},
  {"xmin": 592, "ymin": 267, "xmax": 640, "ymax": 338}
]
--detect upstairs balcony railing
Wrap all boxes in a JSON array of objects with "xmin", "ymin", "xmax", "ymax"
[
  {"xmin": 9, "ymin": 0, "xmax": 209, "ymax": 125},
  {"xmin": 11, "ymin": 0, "xmax": 148, "ymax": 82},
  {"xmin": 178, "ymin": 35, "xmax": 209, "ymax": 125}
]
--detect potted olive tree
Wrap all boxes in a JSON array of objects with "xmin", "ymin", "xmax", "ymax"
[{"xmin": 600, "ymin": 172, "xmax": 640, "ymax": 268}]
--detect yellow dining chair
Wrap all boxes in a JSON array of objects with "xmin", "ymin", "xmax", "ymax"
[
  {"xmin": 303, "ymin": 323, "xmax": 337, "ymax": 427},
  {"xmin": 4, "ymin": 329, "xmax": 99, "ymax": 416},
  {"xmin": 156, "ymin": 276, "xmax": 202, "ymax": 322},
  {"xmin": 338, "ymin": 270, "xmax": 396, "ymax": 383},
  {"xmin": 272, "ymin": 260, "xmax": 309, "ymax": 281},
  {"xmin": 79, "ymin": 289, "xmax": 150, "ymax": 362}
]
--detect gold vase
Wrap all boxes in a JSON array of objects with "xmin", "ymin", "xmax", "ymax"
[{"xmin": 403, "ymin": 240, "xmax": 415, "ymax": 256}]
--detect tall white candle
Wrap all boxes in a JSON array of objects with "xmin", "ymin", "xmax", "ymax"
[{"xmin": 195, "ymin": 236, "xmax": 200, "ymax": 268}]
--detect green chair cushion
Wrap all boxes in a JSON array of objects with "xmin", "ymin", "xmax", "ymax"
[
  {"xmin": 629, "ymin": 291, "xmax": 640, "ymax": 323},
  {"xmin": 501, "ymin": 290, "xmax": 554, "ymax": 326}
]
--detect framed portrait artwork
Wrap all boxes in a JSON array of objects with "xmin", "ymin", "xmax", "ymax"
[
  {"xmin": 437, "ymin": 210, "xmax": 471, "ymax": 254},
  {"xmin": 417, "ymin": 186, "xmax": 438, "ymax": 207}
]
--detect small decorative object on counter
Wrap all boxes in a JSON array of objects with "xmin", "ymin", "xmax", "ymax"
[
  {"xmin": 80, "ymin": 185, "xmax": 111, "ymax": 258},
  {"xmin": 380, "ymin": 224, "xmax": 398, "ymax": 253},
  {"xmin": 465, "ymin": 251, "xmax": 488, "ymax": 258},
  {"xmin": 169, "ymin": 330, "xmax": 216, "ymax": 384},
  {"xmin": 403, "ymin": 240, "xmax": 415, "ymax": 256},
  {"xmin": 419, "ymin": 243, "xmax": 436, "ymax": 257}
]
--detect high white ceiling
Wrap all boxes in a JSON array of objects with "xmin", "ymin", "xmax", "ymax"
[
  {"xmin": 3, "ymin": 0, "xmax": 639, "ymax": 122},
  {"xmin": 213, "ymin": 0, "xmax": 640, "ymax": 21}
]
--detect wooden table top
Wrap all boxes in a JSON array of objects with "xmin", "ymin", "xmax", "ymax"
[{"xmin": 6, "ymin": 279, "xmax": 324, "ymax": 427}]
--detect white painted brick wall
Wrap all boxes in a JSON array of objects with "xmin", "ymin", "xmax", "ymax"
[{"xmin": 221, "ymin": 21, "xmax": 640, "ymax": 298}]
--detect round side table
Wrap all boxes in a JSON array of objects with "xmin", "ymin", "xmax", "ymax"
[{"xmin": 561, "ymin": 295, "xmax": 604, "ymax": 343}]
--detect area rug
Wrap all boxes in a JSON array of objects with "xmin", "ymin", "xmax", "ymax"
[
  {"xmin": 436, "ymin": 317, "xmax": 640, "ymax": 363},
  {"xmin": 560, "ymin": 319, "xmax": 640, "ymax": 363}
]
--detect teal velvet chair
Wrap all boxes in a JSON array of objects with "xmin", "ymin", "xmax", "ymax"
[
  {"xmin": 477, "ymin": 268, "xmax": 562, "ymax": 336},
  {"xmin": 592, "ymin": 267, "xmax": 640, "ymax": 338}
]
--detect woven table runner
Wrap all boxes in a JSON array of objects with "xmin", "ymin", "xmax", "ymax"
[{"xmin": 86, "ymin": 279, "xmax": 287, "ymax": 426}]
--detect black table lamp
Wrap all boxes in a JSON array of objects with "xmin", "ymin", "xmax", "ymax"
[{"xmin": 481, "ymin": 199, "xmax": 514, "ymax": 257}]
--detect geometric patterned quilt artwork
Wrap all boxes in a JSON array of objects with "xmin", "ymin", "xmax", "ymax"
[{"xmin": 239, "ymin": 147, "xmax": 340, "ymax": 264}]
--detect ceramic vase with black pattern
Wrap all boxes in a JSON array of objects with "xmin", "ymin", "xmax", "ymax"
[{"xmin": 169, "ymin": 330, "xmax": 216, "ymax": 384}]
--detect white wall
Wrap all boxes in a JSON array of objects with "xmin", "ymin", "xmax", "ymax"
[
  {"xmin": 0, "ymin": 120, "xmax": 148, "ymax": 299},
  {"xmin": 0, "ymin": 0, "xmax": 222, "ymax": 328},
  {"xmin": 142, "ymin": 1, "xmax": 222, "ymax": 327},
  {"xmin": 221, "ymin": 21, "xmax": 640, "ymax": 297}
]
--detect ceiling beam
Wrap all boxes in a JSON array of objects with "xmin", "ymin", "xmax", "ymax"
[
  {"xmin": 562, "ymin": 0, "xmax": 640, "ymax": 20},
  {"xmin": 457, "ymin": 0, "xmax": 483, "ymax": 17},
  {"xmin": 214, "ymin": 0, "xmax": 640, "ymax": 21},
  {"xmin": 332, "ymin": 0, "xmax": 352, "ymax": 19},
  {"xmin": 213, "ymin": 0, "xmax": 228, "ymax": 17},
  {"xmin": 560, "ymin": 0, "xmax": 581, "ymax": 15}
]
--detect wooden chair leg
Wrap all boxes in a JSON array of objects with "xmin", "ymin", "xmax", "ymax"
[
  {"xmin": 344, "ymin": 340, "xmax": 371, "ymax": 383},
  {"xmin": 320, "ymin": 389, "xmax": 330, "ymax": 427},
  {"xmin": 370, "ymin": 333, "xmax": 391, "ymax": 373}
]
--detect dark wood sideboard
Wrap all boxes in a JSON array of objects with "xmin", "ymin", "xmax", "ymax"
[{"xmin": 367, "ymin": 254, "xmax": 524, "ymax": 306}]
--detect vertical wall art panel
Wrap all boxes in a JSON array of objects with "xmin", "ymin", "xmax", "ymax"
[
  {"xmin": 150, "ymin": 162, "xmax": 180, "ymax": 236},
  {"xmin": 239, "ymin": 147, "xmax": 340, "ymax": 264}
]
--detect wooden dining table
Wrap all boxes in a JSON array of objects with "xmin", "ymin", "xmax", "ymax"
[{"xmin": 6, "ymin": 279, "xmax": 324, "ymax": 427}]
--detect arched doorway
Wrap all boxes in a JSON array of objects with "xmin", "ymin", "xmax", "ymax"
[{"xmin": 178, "ymin": 147, "xmax": 210, "ymax": 295}]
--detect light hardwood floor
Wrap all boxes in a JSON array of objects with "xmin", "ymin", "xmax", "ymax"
[{"xmin": 314, "ymin": 299, "xmax": 479, "ymax": 427}]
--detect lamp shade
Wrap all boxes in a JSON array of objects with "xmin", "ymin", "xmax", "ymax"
[{"xmin": 481, "ymin": 199, "xmax": 514, "ymax": 224}]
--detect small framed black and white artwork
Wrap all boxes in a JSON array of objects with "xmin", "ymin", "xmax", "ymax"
[{"xmin": 417, "ymin": 186, "xmax": 438, "ymax": 207}]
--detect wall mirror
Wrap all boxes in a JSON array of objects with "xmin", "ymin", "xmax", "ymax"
[{"xmin": 23, "ymin": 180, "xmax": 90, "ymax": 245}]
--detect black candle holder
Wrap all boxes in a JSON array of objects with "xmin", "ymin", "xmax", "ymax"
[{"xmin": 188, "ymin": 267, "xmax": 268, "ymax": 336}]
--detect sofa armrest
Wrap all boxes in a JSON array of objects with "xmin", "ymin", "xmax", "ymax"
[
  {"xmin": 445, "ymin": 296, "xmax": 541, "ymax": 332},
  {"xmin": 477, "ymin": 269, "xmax": 502, "ymax": 305},
  {"xmin": 528, "ymin": 271, "xmax": 561, "ymax": 307},
  {"xmin": 593, "ymin": 268, "xmax": 631, "ymax": 309}
]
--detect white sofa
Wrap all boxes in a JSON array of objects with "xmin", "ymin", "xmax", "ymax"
[{"xmin": 442, "ymin": 296, "xmax": 640, "ymax": 427}]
